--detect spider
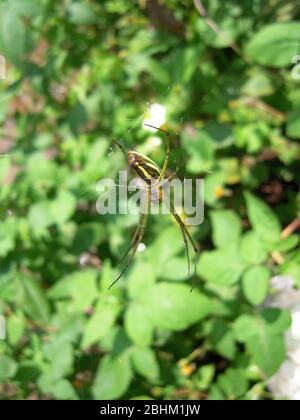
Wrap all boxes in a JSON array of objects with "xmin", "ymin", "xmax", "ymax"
[{"xmin": 109, "ymin": 124, "xmax": 199, "ymax": 289}]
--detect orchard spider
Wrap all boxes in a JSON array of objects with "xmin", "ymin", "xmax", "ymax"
[{"xmin": 109, "ymin": 124, "xmax": 199, "ymax": 289}]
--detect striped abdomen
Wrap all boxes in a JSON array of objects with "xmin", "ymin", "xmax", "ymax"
[{"xmin": 128, "ymin": 151, "xmax": 161, "ymax": 185}]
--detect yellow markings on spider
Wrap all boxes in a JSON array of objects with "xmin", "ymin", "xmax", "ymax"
[{"xmin": 109, "ymin": 124, "xmax": 199, "ymax": 290}]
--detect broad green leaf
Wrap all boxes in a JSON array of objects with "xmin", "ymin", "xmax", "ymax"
[
  {"xmin": 286, "ymin": 108, "xmax": 300, "ymax": 139},
  {"xmin": 72, "ymin": 223, "xmax": 106, "ymax": 255},
  {"xmin": 217, "ymin": 368, "xmax": 248, "ymax": 398},
  {"xmin": 50, "ymin": 379, "xmax": 78, "ymax": 400},
  {"xmin": 210, "ymin": 210, "xmax": 241, "ymax": 248},
  {"xmin": 42, "ymin": 342, "xmax": 73, "ymax": 382},
  {"xmin": 124, "ymin": 303, "xmax": 153, "ymax": 346},
  {"xmin": 242, "ymin": 72, "xmax": 274, "ymax": 97},
  {"xmin": 0, "ymin": 6, "xmax": 25, "ymax": 64},
  {"xmin": 67, "ymin": 2, "xmax": 97, "ymax": 25},
  {"xmin": 244, "ymin": 192, "xmax": 281, "ymax": 243},
  {"xmin": 242, "ymin": 266, "xmax": 270, "ymax": 305},
  {"xmin": 245, "ymin": 22, "xmax": 300, "ymax": 67},
  {"xmin": 147, "ymin": 226, "xmax": 185, "ymax": 276},
  {"xmin": 208, "ymin": 384, "xmax": 225, "ymax": 400},
  {"xmin": 81, "ymin": 298, "xmax": 120, "ymax": 349},
  {"xmin": 143, "ymin": 283, "xmax": 211, "ymax": 331},
  {"xmin": 198, "ymin": 250, "xmax": 246, "ymax": 286},
  {"xmin": 240, "ymin": 231, "xmax": 268, "ymax": 264},
  {"xmin": 9, "ymin": 0, "xmax": 44, "ymax": 17},
  {"xmin": 127, "ymin": 262, "xmax": 156, "ymax": 300},
  {"xmin": 194, "ymin": 364, "xmax": 215, "ymax": 391},
  {"xmin": 0, "ymin": 355, "xmax": 17, "ymax": 381},
  {"xmin": 247, "ymin": 331, "xmax": 285, "ymax": 377},
  {"xmin": 272, "ymin": 235, "xmax": 299, "ymax": 253},
  {"xmin": 28, "ymin": 201, "xmax": 53, "ymax": 231},
  {"xmin": 232, "ymin": 314, "xmax": 258, "ymax": 343},
  {"xmin": 211, "ymin": 319, "xmax": 236, "ymax": 360},
  {"xmin": 17, "ymin": 275, "xmax": 50, "ymax": 323},
  {"xmin": 93, "ymin": 353, "xmax": 132, "ymax": 400},
  {"xmin": 7, "ymin": 313, "xmax": 26, "ymax": 346},
  {"xmin": 280, "ymin": 262, "xmax": 300, "ymax": 288},
  {"xmin": 48, "ymin": 270, "xmax": 98, "ymax": 312},
  {"xmin": 131, "ymin": 347, "xmax": 160, "ymax": 381},
  {"xmin": 261, "ymin": 308, "xmax": 292, "ymax": 334},
  {"xmin": 50, "ymin": 191, "xmax": 76, "ymax": 225},
  {"xmin": 162, "ymin": 257, "xmax": 189, "ymax": 281}
]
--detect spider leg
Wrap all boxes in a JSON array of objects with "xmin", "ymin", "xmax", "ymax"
[
  {"xmin": 158, "ymin": 134, "xmax": 170, "ymax": 182},
  {"xmin": 108, "ymin": 211, "xmax": 148, "ymax": 289},
  {"xmin": 117, "ymin": 214, "xmax": 145, "ymax": 266},
  {"xmin": 165, "ymin": 196, "xmax": 199, "ymax": 287},
  {"xmin": 112, "ymin": 138, "xmax": 128, "ymax": 157}
]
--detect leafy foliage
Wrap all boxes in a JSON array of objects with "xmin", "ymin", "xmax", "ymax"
[{"xmin": 0, "ymin": 0, "xmax": 300, "ymax": 400}]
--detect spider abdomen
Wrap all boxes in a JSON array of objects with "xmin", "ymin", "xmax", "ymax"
[{"xmin": 128, "ymin": 150, "xmax": 161, "ymax": 184}]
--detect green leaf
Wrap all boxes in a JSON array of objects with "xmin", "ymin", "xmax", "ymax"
[
  {"xmin": 131, "ymin": 347, "xmax": 160, "ymax": 381},
  {"xmin": 242, "ymin": 266, "xmax": 270, "ymax": 305},
  {"xmin": 93, "ymin": 353, "xmax": 132, "ymax": 400},
  {"xmin": 233, "ymin": 311, "xmax": 288, "ymax": 377},
  {"xmin": 162, "ymin": 257, "xmax": 189, "ymax": 281},
  {"xmin": 147, "ymin": 226, "xmax": 185, "ymax": 276},
  {"xmin": 242, "ymin": 72, "xmax": 274, "ymax": 97},
  {"xmin": 50, "ymin": 191, "xmax": 76, "ymax": 225},
  {"xmin": 7, "ymin": 313, "xmax": 26, "ymax": 346},
  {"xmin": 50, "ymin": 379, "xmax": 78, "ymax": 400},
  {"xmin": 247, "ymin": 332, "xmax": 285, "ymax": 378},
  {"xmin": 194, "ymin": 364, "xmax": 215, "ymax": 391},
  {"xmin": 9, "ymin": 0, "xmax": 44, "ymax": 17},
  {"xmin": 17, "ymin": 275, "xmax": 50, "ymax": 323},
  {"xmin": 42, "ymin": 342, "xmax": 74, "ymax": 382},
  {"xmin": 0, "ymin": 6, "xmax": 25, "ymax": 64},
  {"xmin": 232, "ymin": 314, "xmax": 258, "ymax": 343},
  {"xmin": 261, "ymin": 308, "xmax": 292, "ymax": 334},
  {"xmin": 81, "ymin": 298, "xmax": 120, "ymax": 349},
  {"xmin": 67, "ymin": 2, "xmax": 97, "ymax": 25},
  {"xmin": 240, "ymin": 231, "xmax": 268, "ymax": 264},
  {"xmin": 28, "ymin": 201, "xmax": 53, "ymax": 231},
  {"xmin": 0, "ymin": 355, "xmax": 17, "ymax": 381},
  {"xmin": 124, "ymin": 303, "xmax": 153, "ymax": 346},
  {"xmin": 286, "ymin": 107, "xmax": 300, "ymax": 139},
  {"xmin": 143, "ymin": 283, "xmax": 212, "ymax": 331},
  {"xmin": 48, "ymin": 270, "xmax": 98, "ymax": 312},
  {"xmin": 217, "ymin": 368, "xmax": 248, "ymax": 398},
  {"xmin": 210, "ymin": 210, "xmax": 242, "ymax": 249},
  {"xmin": 245, "ymin": 22, "xmax": 300, "ymax": 67},
  {"xmin": 127, "ymin": 262, "xmax": 156, "ymax": 300},
  {"xmin": 208, "ymin": 384, "xmax": 225, "ymax": 400},
  {"xmin": 211, "ymin": 319, "xmax": 236, "ymax": 360},
  {"xmin": 280, "ymin": 262, "xmax": 300, "ymax": 288},
  {"xmin": 244, "ymin": 192, "xmax": 281, "ymax": 243},
  {"xmin": 198, "ymin": 250, "xmax": 246, "ymax": 286}
]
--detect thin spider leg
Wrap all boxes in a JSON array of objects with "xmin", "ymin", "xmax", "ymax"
[
  {"xmin": 170, "ymin": 204, "xmax": 199, "ymax": 290},
  {"xmin": 143, "ymin": 124, "xmax": 171, "ymax": 183},
  {"xmin": 174, "ymin": 212, "xmax": 191, "ymax": 277},
  {"xmin": 159, "ymin": 166, "xmax": 180, "ymax": 188},
  {"xmin": 168, "ymin": 199, "xmax": 199, "ymax": 254},
  {"xmin": 112, "ymin": 139, "xmax": 128, "ymax": 157},
  {"xmin": 117, "ymin": 215, "xmax": 145, "ymax": 266},
  {"xmin": 158, "ymin": 134, "xmax": 170, "ymax": 182},
  {"xmin": 108, "ymin": 211, "xmax": 148, "ymax": 289},
  {"xmin": 166, "ymin": 197, "xmax": 191, "ymax": 277},
  {"xmin": 163, "ymin": 193, "xmax": 199, "ymax": 284}
]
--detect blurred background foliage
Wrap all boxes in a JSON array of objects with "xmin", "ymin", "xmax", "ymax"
[{"xmin": 0, "ymin": 0, "xmax": 300, "ymax": 400}]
